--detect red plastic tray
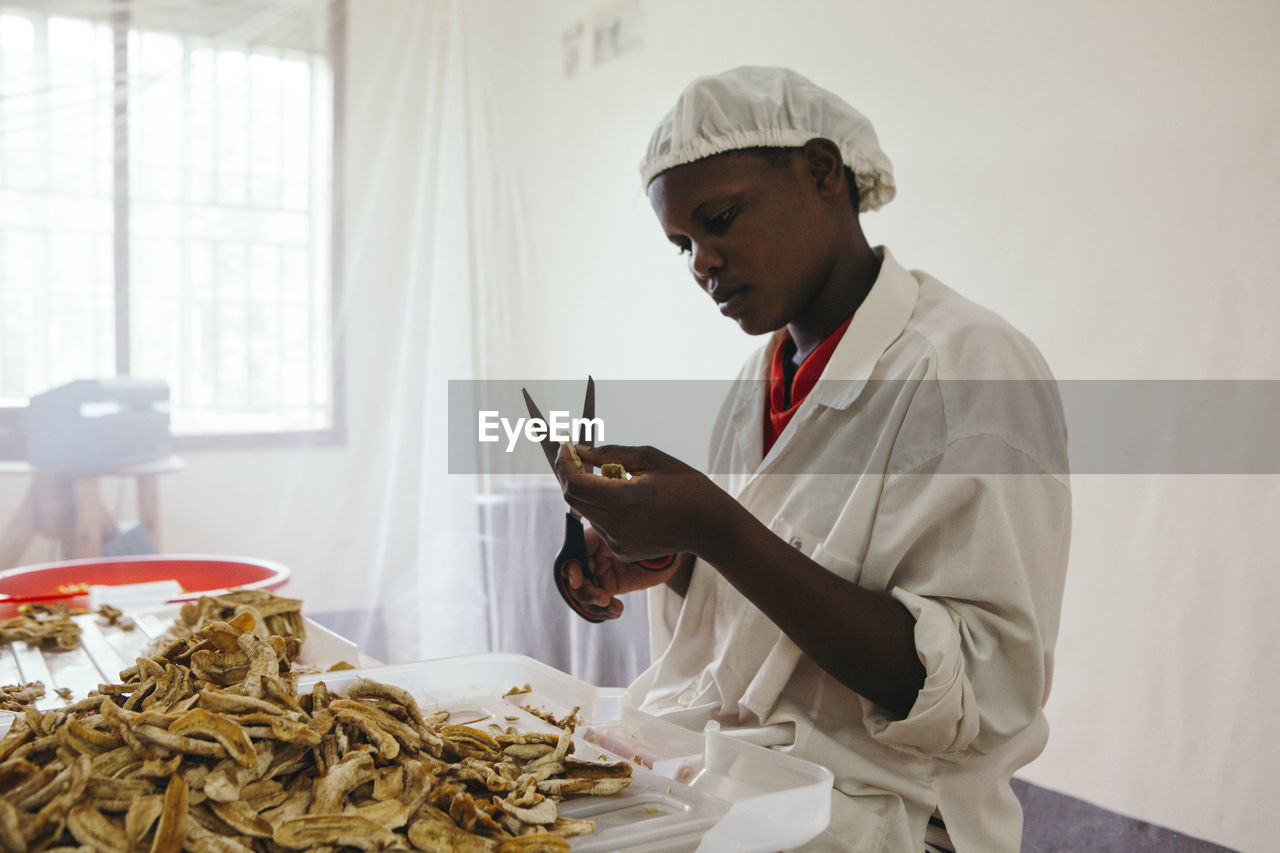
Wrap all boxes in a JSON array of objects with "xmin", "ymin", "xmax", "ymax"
[{"xmin": 0, "ymin": 555, "xmax": 290, "ymax": 618}]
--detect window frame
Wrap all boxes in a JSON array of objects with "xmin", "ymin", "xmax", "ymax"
[{"xmin": 0, "ymin": 0, "xmax": 347, "ymax": 452}]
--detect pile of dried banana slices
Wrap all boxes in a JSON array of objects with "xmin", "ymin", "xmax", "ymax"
[{"xmin": 0, "ymin": 604, "xmax": 631, "ymax": 851}]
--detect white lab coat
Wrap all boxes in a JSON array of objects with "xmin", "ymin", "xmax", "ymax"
[{"xmin": 626, "ymin": 249, "xmax": 1071, "ymax": 852}]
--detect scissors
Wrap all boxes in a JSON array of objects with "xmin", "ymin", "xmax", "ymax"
[{"xmin": 522, "ymin": 378, "xmax": 676, "ymax": 623}]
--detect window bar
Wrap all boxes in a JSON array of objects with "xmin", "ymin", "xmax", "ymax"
[
  {"xmin": 34, "ymin": 16, "xmax": 51, "ymax": 392},
  {"xmin": 276, "ymin": 244, "xmax": 284, "ymax": 416},
  {"xmin": 178, "ymin": 36, "xmax": 192, "ymax": 415},
  {"xmin": 276, "ymin": 50, "xmax": 286, "ymax": 417},
  {"xmin": 210, "ymin": 50, "xmax": 222, "ymax": 413},
  {"xmin": 306, "ymin": 55, "xmax": 317, "ymax": 415},
  {"xmin": 243, "ymin": 52, "xmax": 253, "ymax": 414},
  {"xmin": 328, "ymin": 0, "xmax": 346, "ymax": 437},
  {"xmin": 210, "ymin": 238, "xmax": 220, "ymax": 411},
  {"xmin": 94, "ymin": 22, "xmax": 107, "ymax": 370},
  {"xmin": 112, "ymin": 7, "xmax": 130, "ymax": 376}
]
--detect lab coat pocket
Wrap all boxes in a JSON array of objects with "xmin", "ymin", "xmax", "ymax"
[
  {"xmin": 768, "ymin": 514, "xmax": 839, "ymax": 560},
  {"xmin": 810, "ymin": 540, "xmax": 865, "ymax": 586},
  {"xmin": 768, "ymin": 517, "xmax": 821, "ymax": 559},
  {"xmin": 770, "ymin": 514, "xmax": 866, "ymax": 585}
]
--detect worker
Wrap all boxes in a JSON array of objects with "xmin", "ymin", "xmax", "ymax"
[{"xmin": 553, "ymin": 66, "xmax": 1071, "ymax": 852}]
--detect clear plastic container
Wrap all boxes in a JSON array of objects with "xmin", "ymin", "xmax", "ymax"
[{"xmin": 298, "ymin": 653, "xmax": 834, "ymax": 852}]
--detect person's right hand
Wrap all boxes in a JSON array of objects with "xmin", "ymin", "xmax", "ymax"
[{"xmin": 565, "ymin": 525, "xmax": 686, "ymax": 619}]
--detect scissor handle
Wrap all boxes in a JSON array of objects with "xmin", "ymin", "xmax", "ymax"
[
  {"xmin": 554, "ymin": 513, "xmax": 608, "ymax": 623},
  {"xmin": 554, "ymin": 515, "xmax": 679, "ymax": 622},
  {"xmin": 634, "ymin": 554, "xmax": 678, "ymax": 572}
]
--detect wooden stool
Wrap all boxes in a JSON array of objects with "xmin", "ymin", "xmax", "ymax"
[{"xmin": 0, "ymin": 456, "xmax": 184, "ymax": 570}]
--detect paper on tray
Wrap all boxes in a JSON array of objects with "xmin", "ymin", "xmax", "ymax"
[{"xmin": 87, "ymin": 579, "xmax": 183, "ymax": 611}]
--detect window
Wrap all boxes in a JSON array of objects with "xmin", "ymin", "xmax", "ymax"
[{"xmin": 0, "ymin": 0, "xmax": 343, "ymax": 445}]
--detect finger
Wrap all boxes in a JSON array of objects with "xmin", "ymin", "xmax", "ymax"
[
  {"xmin": 566, "ymin": 562, "xmax": 583, "ymax": 590},
  {"xmin": 556, "ymin": 450, "xmax": 614, "ymax": 517},
  {"xmin": 573, "ymin": 588, "xmax": 622, "ymax": 619},
  {"xmin": 563, "ymin": 471, "xmax": 632, "ymax": 510},
  {"xmin": 575, "ymin": 600, "xmax": 614, "ymax": 621},
  {"xmin": 565, "ymin": 492, "xmax": 613, "ymax": 523},
  {"xmin": 583, "ymin": 528, "xmax": 603, "ymax": 558},
  {"xmin": 553, "ymin": 442, "xmax": 589, "ymax": 479},
  {"xmin": 578, "ymin": 581, "xmax": 613, "ymax": 609},
  {"xmin": 568, "ymin": 574, "xmax": 612, "ymax": 609},
  {"xmin": 575, "ymin": 444, "xmax": 658, "ymax": 471}
]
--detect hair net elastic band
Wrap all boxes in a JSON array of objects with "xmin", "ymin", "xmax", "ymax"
[{"xmin": 640, "ymin": 127, "xmax": 896, "ymax": 213}]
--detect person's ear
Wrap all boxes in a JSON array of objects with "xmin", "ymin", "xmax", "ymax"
[{"xmin": 800, "ymin": 138, "xmax": 846, "ymax": 200}]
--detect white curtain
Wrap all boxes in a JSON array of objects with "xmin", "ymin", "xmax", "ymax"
[
  {"xmin": 339, "ymin": 0, "xmax": 651, "ymax": 676},
  {"xmin": 337, "ymin": 0, "xmax": 487, "ymax": 660}
]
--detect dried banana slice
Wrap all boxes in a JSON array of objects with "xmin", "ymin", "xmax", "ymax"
[
  {"xmin": 345, "ymin": 677, "xmax": 428, "ymax": 729},
  {"xmin": 441, "ymin": 724, "xmax": 502, "ymax": 761},
  {"xmin": 203, "ymin": 741, "xmax": 275, "ymax": 803},
  {"xmin": 494, "ymin": 794, "xmax": 558, "ymax": 826},
  {"xmin": 309, "ymin": 751, "xmax": 375, "ymax": 814},
  {"xmin": 352, "ymin": 798, "xmax": 409, "ymax": 829},
  {"xmin": 0, "ymin": 798, "xmax": 23, "ymax": 853},
  {"xmin": 66, "ymin": 802, "xmax": 130, "ymax": 852},
  {"xmin": 169, "ymin": 708, "xmax": 256, "ymax": 768},
  {"xmin": 331, "ymin": 698, "xmax": 422, "ymax": 752},
  {"xmin": 207, "ymin": 800, "xmax": 272, "ymax": 837},
  {"xmin": 536, "ymin": 776, "xmax": 632, "ymax": 796},
  {"xmin": 496, "ymin": 832, "xmax": 572, "ymax": 852},
  {"xmin": 150, "ymin": 773, "xmax": 189, "ymax": 853},
  {"xmin": 550, "ymin": 816, "xmax": 596, "ymax": 838},
  {"xmin": 408, "ymin": 817, "xmax": 499, "ymax": 852},
  {"xmin": 566, "ymin": 441, "xmax": 584, "ymax": 471},
  {"xmin": 273, "ymin": 815, "xmax": 402, "ymax": 850}
]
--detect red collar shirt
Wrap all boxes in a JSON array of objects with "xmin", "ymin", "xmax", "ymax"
[{"xmin": 764, "ymin": 314, "xmax": 855, "ymax": 455}]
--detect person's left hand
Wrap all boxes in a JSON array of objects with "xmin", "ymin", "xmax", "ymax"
[{"xmin": 552, "ymin": 443, "xmax": 733, "ymax": 563}]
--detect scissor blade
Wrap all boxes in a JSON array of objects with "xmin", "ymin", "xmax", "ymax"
[
  {"xmin": 521, "ymin": 388, "xmax": 560, "ymax": 473},
  {"xmin": 581, "ymin": 376, "xmax": 596, "ymax": 450}
]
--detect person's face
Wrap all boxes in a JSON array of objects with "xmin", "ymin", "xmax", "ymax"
[{"xmin": 648, "ymin": 151, "xmax": 839, "ymax": 336}]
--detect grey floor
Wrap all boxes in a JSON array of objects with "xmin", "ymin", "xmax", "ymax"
[{"xmin": 1014, "ymin": 778, "xmax": 1238, "ymax": 852}]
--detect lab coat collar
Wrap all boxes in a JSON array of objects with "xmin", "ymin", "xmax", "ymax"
[
  {"xmin": 725, "ymin": 247, "xmax": 919, "ymax": 479},
  {"xmin": 808, "ymin": 246, "xmax": 919, "ymax": 410}
]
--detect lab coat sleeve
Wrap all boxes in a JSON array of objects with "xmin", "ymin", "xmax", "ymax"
[{"xmin": 856, "ymin": 433, "xmax": 1071, "ymax": 757}]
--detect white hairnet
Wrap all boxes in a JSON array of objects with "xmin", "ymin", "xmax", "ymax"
[{"xmin": 639, "ymin": 66, "xmax": 896, "ymax": 213}]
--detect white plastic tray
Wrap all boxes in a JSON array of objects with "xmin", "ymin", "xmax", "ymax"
[
  {"xmin": 0, "ymin": 604, "xmax": 358, "ymax": 715},
  {"xmin": 299, "ymin": 653, "xmax": 834, "ymax": 852}
]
